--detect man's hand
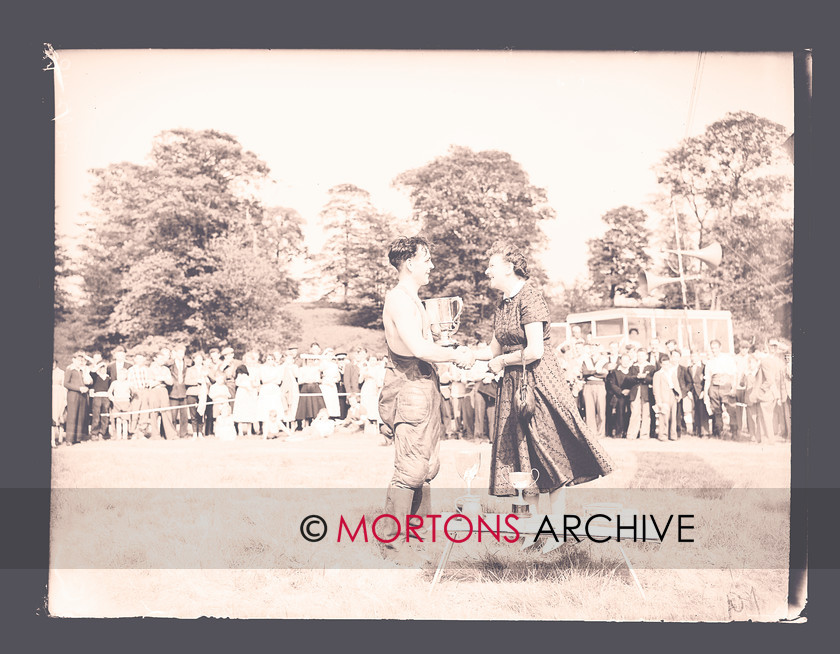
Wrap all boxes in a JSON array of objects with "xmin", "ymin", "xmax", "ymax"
[{"xmin": 454, "ymin": 346, "xmax": 475, "ymax": 369}]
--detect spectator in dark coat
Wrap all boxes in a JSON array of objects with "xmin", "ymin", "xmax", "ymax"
[{"xmin": 63, "ymin": 352, "xmax": 92, "ymax": 444}]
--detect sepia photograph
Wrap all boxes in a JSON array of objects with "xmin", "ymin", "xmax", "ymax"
[{"xmin": 48, "ymin": 48, "xmax": 798, "ymax": 620}]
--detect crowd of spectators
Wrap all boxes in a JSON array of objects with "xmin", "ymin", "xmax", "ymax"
[
  {"xmin": 51, "ymin": 331, "xmax": 792, "ymax": 447},
  {"xmin": 556, "ymin": 325, "xmax": 792, "ymax": 444},
  {"xmin": 51, "ymin": 341, "xmax": 392, "ymax": 445}
]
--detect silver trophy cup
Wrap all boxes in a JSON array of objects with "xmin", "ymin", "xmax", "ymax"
[
  {"xmin": 505, "ymin": 468, "xmax": 540, "ymax": 518},
  {"xmin": 422, "ymin": 296, "xmax": 464, "ymax": 347}
]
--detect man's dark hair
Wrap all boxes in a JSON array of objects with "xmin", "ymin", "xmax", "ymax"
[
  {"xmin": 388, "ymin": 236, "xmax": 431, "ymax": 270},
  {"xmin": 629, "ymin": 328, "xmax": 639, "ymax": 336}
]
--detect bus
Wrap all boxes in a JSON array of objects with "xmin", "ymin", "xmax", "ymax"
[{"xmin": 550, "ymin": 308, "xmax": 735, "ymax": 353}]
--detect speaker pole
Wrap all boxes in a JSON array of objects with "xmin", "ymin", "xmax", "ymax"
[{"xmin": 668, "ymin": 199, "xmax": 694, "ymax": 350}]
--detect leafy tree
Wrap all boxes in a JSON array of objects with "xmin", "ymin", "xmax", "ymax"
[
  {"xmin": 80, "ymin": 128, "xmax": 301, "ymax": 351},
  {"xmin": 318, "ymin": 184, "xmax": 384, "ymax": 305},
  {"xmin": 705, "ymin": 188, "xmax": 793, "ymax": 338},
  {"xmin": 586, "ymin": 206, "xmax": 652, "ymax": 304},
  {"xmin": 264, "ymin": 206, "xmax": 307, "ymax": 262},
  {"xmin": 653, "ymin": 111, "xmax": 792, "ymax": 334},
  {"xmin": 553, "ymin": 277, "xmax": 604, "ymax": 318},
  {"xmin": 187, "ymin": 233, "xmax": 301, "ymax": 352},
  {"xmin": 345, "ymin": 210, "xmax": 400, "ymax": 329},
  {"xmin": 314, "ymin": 184, "xmax": 399, "ymax": 328},
  {"xmin": 392, "ymin": 146, "xmax": 555, "ymax": 334}
]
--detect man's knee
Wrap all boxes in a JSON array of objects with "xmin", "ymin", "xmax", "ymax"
[
  {"xmin": 393, "ymin": 426, "xmax": 440, "ymax": 487},
  {"xmin": 392, "ymin": 463, "xmax": 430, "ymax": 489}
]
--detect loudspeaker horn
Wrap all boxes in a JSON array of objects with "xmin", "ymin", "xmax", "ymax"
[
  {"xmin": 638, "ymin": 271, "xmax": 702, "ymax": 297},
  {"xmin": 665, "ymin": 242, "xmax": 722, "ymax": 269}
]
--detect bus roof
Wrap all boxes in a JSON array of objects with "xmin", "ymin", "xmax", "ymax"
[{"xmin": 564, "ymin": 307, "xmax": 732, "ymax": 323}]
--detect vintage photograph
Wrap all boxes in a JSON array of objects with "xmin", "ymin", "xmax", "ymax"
[{"xmin": 49, "ymin": 49, "xmax": 796, "ymax": 620}]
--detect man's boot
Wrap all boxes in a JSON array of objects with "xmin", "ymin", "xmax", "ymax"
[
  {"xmin": 379, "ymin": 487, "xmax": 416, "ymax": 564},
  {"xmin": 408, "ymin": 483, "xmax": 432, "ymax": 542}
]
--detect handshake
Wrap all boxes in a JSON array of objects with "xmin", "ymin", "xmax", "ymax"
[{"xmin": 452, "ymin": 346, "xmax": 476, "ymax": 369}]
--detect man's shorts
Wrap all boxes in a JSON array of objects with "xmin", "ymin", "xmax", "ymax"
[{"xmin": 379, "ymin": 373, "xmax": 444, "ymax": 489}]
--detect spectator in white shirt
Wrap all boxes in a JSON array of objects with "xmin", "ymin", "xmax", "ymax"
[{"xmin": 703, "ymin": 339, "xmax": 737, "ymax": 439}]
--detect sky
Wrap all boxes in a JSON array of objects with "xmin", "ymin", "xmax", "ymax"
[{"xmin": 54, "ymin": 50, "xmax": 793, "ymax": 295}]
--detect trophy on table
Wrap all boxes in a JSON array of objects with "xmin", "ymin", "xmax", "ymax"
[
  {"xmin": 423, "ymin": 296, "xmax": 464, "ymax": 347},
  {"xmin": 454, "ymin": 450, "xmax": 482, "ymax": 518},
  {"xmin": 505, "ymin": 467, "xmax": 540, "ymax": 518}
]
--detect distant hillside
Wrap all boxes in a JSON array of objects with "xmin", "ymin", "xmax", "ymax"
[{"xmin": 286, "ymin": 302, "xmax": 387, "ymax": 355}]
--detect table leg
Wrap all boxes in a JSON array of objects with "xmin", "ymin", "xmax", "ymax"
[
  {"xmin": 429, "ymin": 539, "xmax": 455, "ymax": 595},
  {"xmin": 613, "ymin": 540, "xmax": 646, "ymax": 600}
]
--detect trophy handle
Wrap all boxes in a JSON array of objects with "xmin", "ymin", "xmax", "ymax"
[
  {"xmin": 531, "ymin": 468, "xmax": 540, "ymax": 486},
  {"xmin": 453, "ymin": 296, "xmax": 464, "ymax": 319}
]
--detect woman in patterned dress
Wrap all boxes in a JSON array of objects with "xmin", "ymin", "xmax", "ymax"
[{"xmin": 477, "ymin": 242, "xmax": 614, "ymax": 516}]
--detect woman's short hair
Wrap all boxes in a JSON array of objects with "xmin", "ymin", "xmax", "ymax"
[
  {"xmin": 488, "ymin": 241, "xmax": 529, "ymax": 279},
  {"xmin": 388, "ymin": 236, "xmax": 431, "ymax": 270}
]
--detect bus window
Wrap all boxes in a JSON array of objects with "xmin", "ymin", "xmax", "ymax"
[
  {"xmin": 569, "ymin": 321, "xmax": 591, "ymax": 339},
  {"xmin": 594, "ymin": 318, "xmax": 623, "ymax": 338},
  {"xmin": 626, "ymin": 317, "xmax": 651, "ymax": 347},
  {"xmin": 686, "ymin": 318, "xmax": 705, "ymax": 352},
  {"xmin": 654, "ymin": 317, "xmax": 681, "ymax": 347}
]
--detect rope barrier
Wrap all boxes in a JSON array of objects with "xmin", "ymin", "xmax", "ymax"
[{"xmin": 92, "ymin": 391, "xmax": 364, "ymax": 418}]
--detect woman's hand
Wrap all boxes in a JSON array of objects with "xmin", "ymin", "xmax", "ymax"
[{"xmin": 488, "ymin": 355, "xmax": 506, "ymax": 375}]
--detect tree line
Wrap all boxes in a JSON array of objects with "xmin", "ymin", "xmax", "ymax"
[
  {"xmin": 55, "ymin": 111, "xmax": 792, "ymax": 356},
  {"xmin": 582, "ymin": 111, "xmax": 792, "ymax": 341}
]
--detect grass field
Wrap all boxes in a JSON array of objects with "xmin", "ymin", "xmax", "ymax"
[{"xmin": 48, "ymin": 430, "xmax": 792, "ymax": 620}]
